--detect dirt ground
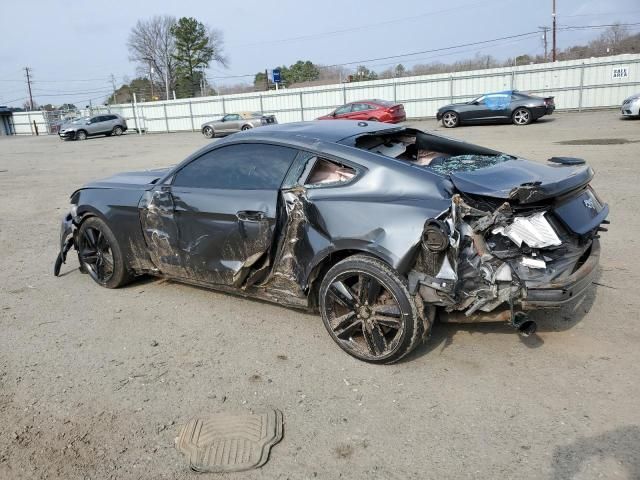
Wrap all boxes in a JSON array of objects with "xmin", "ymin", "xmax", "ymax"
[{"xmin": 1, "ymin": 110, "xmax": 639, "ymax": 480}]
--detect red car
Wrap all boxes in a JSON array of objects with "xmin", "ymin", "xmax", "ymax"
[{"xmin": 317, "ymin": 99, "xmax": 406, "ymax": 123}]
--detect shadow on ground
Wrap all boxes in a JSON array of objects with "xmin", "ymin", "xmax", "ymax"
[{"xmin": 550, "ymin": 425, "xmax": 640, "ymax": 479}]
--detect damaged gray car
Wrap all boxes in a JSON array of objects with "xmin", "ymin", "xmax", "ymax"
[{"xmin": 54, "ymin": 120, "xmax": 608, "ymax": 363}]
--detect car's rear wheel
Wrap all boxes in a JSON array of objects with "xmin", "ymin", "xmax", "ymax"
[
  {"xmin": 75, "ymin": 130, "xmax": 87, "ymax": 140},
  {"xmin": 319, "ymin": 254, "xmax": 423, "ymax": 364},
  {"xmin": 76, "ymin": 217, "xmax": 132, "ymax": 289},
  {"xmin": 512, "ymin": 108, "xmax": 532, "ymax": 125},
  {"xmin": 367, "ymin": 117, "xmax": 379, "ymax": 122},
  {"xmin": 112, "ymin": 125, "xmax": 123, "ymax": 136},
  {"xmin": 442, "ymin": 111, "xmax": 459, "ymax": 128},
  {"xmin": 241, "ymin": 124, "xmax": 252, "ymax": 131},
  {"xmin": 202, "ymin": 126, "xmax": 214, "ymax": 138}
]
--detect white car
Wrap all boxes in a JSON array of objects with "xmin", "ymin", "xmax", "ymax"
[{"xmin": 621, "ymin": 94, "xmax": 640, "ymax": 117}]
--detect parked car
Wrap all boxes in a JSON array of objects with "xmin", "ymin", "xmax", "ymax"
[
  {"xmin": 59, "ymin": 114, "xmax": 127, "ymax": 140},
  {"xmin": 317, "ymin": 99, "xmax": 406, "ymax": 123},
  {"xmin": 201, "ymin": 112, "xmax": 277, "ymax": 138},
  {"xmin": 437, "ymin": 90, "xmax": 555, "ymax": 128},
  {"xmin": 621, "ymin": 94, "xmax": 640, "ymax": 117},
  {"xmin": 54, "ymin": 120, "xmax": 608, "ymax": 363}
]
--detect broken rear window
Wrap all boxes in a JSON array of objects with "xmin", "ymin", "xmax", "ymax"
[
  {"xmin": 305, "ymin": 157, "xmax": 356, "ymax": 186},
  {"xmin": 353, "ymin": 129, "xmax": 512, "ymax": 175}
]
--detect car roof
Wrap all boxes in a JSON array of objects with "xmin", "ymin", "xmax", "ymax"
[{"xmin": 222, "ymin": 120, "xmax": 402, "ymax": 145}]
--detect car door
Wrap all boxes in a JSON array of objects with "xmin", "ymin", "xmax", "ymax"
[
  {"xmin": 85, "ymin": 116, "xmax": 102, "ymax": 135},
  {"xmin": 349, "ymin": 103, "xmax": 373, "ymax": 120},
  {"xmin": 219, "ymin": 114, "xmax": 241, "ymax": 133},
  {"xmin": 139, "ymin": 143, "xmax": 299, "ymax": 286},
  {"xmin": 332, "ymin": 104, "xmax": 354, "ymax": 119}
]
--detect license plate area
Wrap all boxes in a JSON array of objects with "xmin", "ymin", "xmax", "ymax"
[{"xmin": 552, "ymin": 187, "xmax": 608, "ymax": 235}]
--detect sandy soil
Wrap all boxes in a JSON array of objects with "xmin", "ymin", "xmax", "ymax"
[{"xmin": 1, "ymin": 110, "xmax": 639, "ymax": 479}]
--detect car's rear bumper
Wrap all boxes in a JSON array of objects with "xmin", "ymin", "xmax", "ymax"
[{"xmin": 521, "ymin": 239, "xmax": 600, "ymax": 308}]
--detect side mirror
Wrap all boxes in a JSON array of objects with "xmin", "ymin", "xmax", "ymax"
[
  {"xmin": 221, "ymin": 118, "xmax": 226, "ymax": 122},
  {"xmin": 472, "ymin": 101, "xmax": 479, "ymax": 105},
  {"xmin": 331, "ymin": 112, "xmax": 337, "ymax": 117},
  {"xmin": 86, "ymin": 120, "xmax": 91, "ymax": 124}
]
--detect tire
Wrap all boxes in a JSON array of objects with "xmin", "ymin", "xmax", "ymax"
[
  {"xmin": 512, "ymin": 107, "xmax": 532, "ymax": 125},
  {"xmin": 441, "ymin": 111, "xmax": 459, "ymax": 128},
  {"xmin": 112, "ymin": 125, "xmax": 123, "ymax": 136},
  {"xmin": 319, "ymin": 254, "xmax": 424, "ymax": 364},
  {"xmin": 367, "ymin": 117, "xmax": 379, "ymax": 122},
  {"xmin": 76, "ymin": 217, "xmax": 132, "ymax": 289},
  {"xmin": 241, "ymin": 124, "xmax": 252, "ymax": 131},
  {"xmin": 75, "ymin": 130, "xmax": 87, "ymax": 141},
  {"xmin": 202, "ymin": 126, "xmax": 214, "ymax": 138}
]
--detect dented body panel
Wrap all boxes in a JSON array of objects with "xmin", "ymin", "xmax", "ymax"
[{"xmin": 56, "ymin": 120, "xmax": 609, "ymax": 327}]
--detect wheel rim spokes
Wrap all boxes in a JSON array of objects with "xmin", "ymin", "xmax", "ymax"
[
  {"xmin": 325, "ymin": 272, "xmax": 404, "ymax": 358},
  {"xmin": 80, "ymin": 227, "xmax": 113, "ymax": 282}
]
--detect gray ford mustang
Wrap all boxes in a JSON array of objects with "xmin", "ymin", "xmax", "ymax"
[
  {"xmin": 437, "ymin": 90, "xmax": 555, "ymax": 128},
  {"xmin": 201, "ymin": 112, "xmax": 277, "ymax": 138},
  {"xmin": 54, "ymin": 120, "xmax": 607, "ymax": 363}
]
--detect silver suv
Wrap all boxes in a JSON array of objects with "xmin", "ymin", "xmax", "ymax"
[{"xmin": 59, "ymin": 114, "xmax": 128, "ymax": 140}]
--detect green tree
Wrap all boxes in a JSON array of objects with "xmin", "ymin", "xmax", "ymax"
[
  {"xmin": 352, "ymin": 65, "xmax": 378, "ymax": 82},
  {"xmin": 286, "ymin": 60, "xmax": 320, "ymax": 84},
  {"xmin": 170, "ymin": 17, "xmax": 227, "ymax": 98}
]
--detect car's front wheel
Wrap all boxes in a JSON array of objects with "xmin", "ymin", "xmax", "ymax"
[
  {"xmin": 241, "ymin": 124, "xmax": 252, "ymax": 131},
  {"xmin": 76, "ymin": 217, "xmax": 132, "ymax": 288},
  {"xmin": 512, "ymin": 108, "xmax": 532, "ymax": 125},
  {"xmin": 75, "ymin": 130, "xmax": 87, "ymax": 140},
  {"xmin": 202, "ymin": 126, "xmax": 214, "ymax": 138},
  {"xmin": 441, "ymin": 111, "xmax": 459, "ymax": 128},
  {"xmin": 319, "ymin": 254, "xmax": 424, "ymax": 363}
]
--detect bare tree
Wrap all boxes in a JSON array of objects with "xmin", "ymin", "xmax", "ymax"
[{"xmin": 127, "ymin": 15, "xmax": 177, "ymax": 100}]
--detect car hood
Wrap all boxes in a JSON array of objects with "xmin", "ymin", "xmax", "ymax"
[
  {"xmin": 83, "ymin": 167, "xmax": 172, "ymax": 190},
  {"xmin": 449, "ymin": 158, "xmax": 594, "ymax": 203},
  {"xmin": 438, "ymin": 103, "xmax": 468, "ymax": 111}
]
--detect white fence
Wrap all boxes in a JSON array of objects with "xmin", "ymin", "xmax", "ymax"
[{"xmin": 10, "ymin": 53, "xmax": 640, "ymax": 135}]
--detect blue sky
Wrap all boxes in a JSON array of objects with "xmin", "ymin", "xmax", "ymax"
[{"xmin": 1, "ymin": 0, "xmax": 639, "ymax": 107}]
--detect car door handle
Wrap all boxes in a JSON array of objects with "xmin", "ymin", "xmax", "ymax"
[{"xmin": 236, "ymin": 210, "xmax": 266, "ymax": 222}]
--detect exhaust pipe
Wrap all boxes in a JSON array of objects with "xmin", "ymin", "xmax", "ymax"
[{"xmin": 511, "ymin": 312, "xmax": 537, "ymax": 337}]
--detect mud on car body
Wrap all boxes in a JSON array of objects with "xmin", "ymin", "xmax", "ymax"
[{"xmin": 54, "ymin": 120, "xmax": 608, "ymax": 363}]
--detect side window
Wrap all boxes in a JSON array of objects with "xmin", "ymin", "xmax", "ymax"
[
  {"xmin": 172, "ymin": 144, "xmax": 298, "ymax": 190},
  {"xmin": 334, "ymin": 104, "xmax": 352, "ymax": 115},
  {"xmin": 305, "ymin": 157, "xmax": 357, "ymax": 186}
]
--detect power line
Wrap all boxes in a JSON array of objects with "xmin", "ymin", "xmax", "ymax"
[
  {"xmin": 208, "ymin": 30, "xmax": 542, "ymax": 80},
  {"xmin": 230, "ymin": 0, "xmax": 512, "ymax": 48}
]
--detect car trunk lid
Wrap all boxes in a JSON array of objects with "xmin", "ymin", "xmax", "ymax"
[{"xmin": 449, "ymin": 158, "xmax": 594, "ymax": 204}]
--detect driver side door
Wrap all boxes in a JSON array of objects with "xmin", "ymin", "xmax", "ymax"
[
  {"xmin": 139, "ymin": 143, "xmax": 299, "ymax": 286},
  {"xmin": 219, "ymin": 114, "xmax": 241, "ymax": 134}
]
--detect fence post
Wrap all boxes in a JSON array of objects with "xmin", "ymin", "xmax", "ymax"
[
  {"xmin": 393, "ymin": 78, "xmax": 397, "ymax": 103},
  {"xmin": 511, "ymin": 69, "xmax": 516, "ymax": 90},
  {"xmin": 259, "ymin": 94, "xmax": 264, "ymax": 115},
  {"xmin": 578, "ymin": 62, "xmax": 585, "ymax": 111},
  {"xmin": 299, "ymin": 92, "xmax": 304, "ymax": 121},
  {"xmin": 188, "ymin": 101, "xmax": 195, "ymax": 132},
  {"xmin": 27, "ymin": 111, "xmax": 32, "ymax": 135},
  {"xmin": 221, "ymin": 97, "xmax": 226, "ymax": 114},
  {"xmin": 163, "ymin": 103, "xmax": 169, "ymax": 133},
  {"xmin": 449, "ymin": 75, "xmax": 454, "ymax": 104},
  {"xmin": 342, "ymin": 84, "xmax": 347, "ymax": 104}
]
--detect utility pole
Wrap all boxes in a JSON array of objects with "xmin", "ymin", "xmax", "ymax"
[
  {"xmin": 165, "ymin": 59, "xmax": 170, "ymax": 101},
  {"xmin": 539, "ymin": 26, "xmax": 549, "ymax": 60},
  {"xmin": 24, "ymin": 67, "xmax": 34, "ymax": 111},
  {"xmin": 265, "ymin": 69, "xmax": 269, "ymax": 92},
  {"xmin": 552, "ymin": 0, "xmax": 557, "ymax": 61},
  {"xmin": 110, "ymin": 74, "xmax": 117, "ymax": 104}
]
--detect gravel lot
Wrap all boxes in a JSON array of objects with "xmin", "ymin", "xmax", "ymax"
[{"xmin": 1, "ymin": 110, "xmax": 639, "ymax": 479}]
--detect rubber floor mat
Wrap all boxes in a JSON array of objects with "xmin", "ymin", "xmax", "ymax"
[{"xmin": 175, "ymin": 409, "xmax": 283, "ymax": 472}]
